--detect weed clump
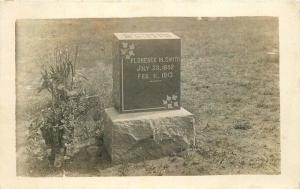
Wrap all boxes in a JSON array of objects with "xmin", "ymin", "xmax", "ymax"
[{"xmin": 27, "ymin": 46, "xmax": 103, "ymax": 169}]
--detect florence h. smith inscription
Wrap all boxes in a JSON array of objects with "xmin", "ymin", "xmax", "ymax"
[{"xmin": 113, "ymin": 32, "xmax": 181, "ymax": 113}]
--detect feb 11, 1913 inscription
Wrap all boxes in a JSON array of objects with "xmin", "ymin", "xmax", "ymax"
[{"xmin": 112, "ymin": 32, "xmax": 181, "ymax": 113}]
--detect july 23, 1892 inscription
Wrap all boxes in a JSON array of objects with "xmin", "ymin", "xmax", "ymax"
[{"xmin": 112, "ymin": 32, "xmax": 181, "ymax": 113}]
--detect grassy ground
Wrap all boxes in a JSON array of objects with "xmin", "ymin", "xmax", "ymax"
[{"xmin": 16, "ymin": 17, "xmax": 280, "ymax": 176}]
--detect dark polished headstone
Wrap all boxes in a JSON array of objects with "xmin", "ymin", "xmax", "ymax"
[{"xmin": 112, "ymin": 32, "xmax": 181, "ymax": 113}]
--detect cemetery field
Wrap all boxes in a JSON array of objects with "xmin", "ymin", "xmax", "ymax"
[{"xmin": 16, "ymin": 17, "xmax": 280, "ymax": 176}]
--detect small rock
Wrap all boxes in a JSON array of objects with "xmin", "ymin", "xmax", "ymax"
[
  {"xmin": 64, "ymin": 155, "xmax": 71, "ymax": 160},
  {"xmin": 54, "ymin": 153, "xmax": 64, "ymax": 168},
  {"xmin": 169, "ymin": 157, "xmax": 177, "ymax": 162},
  {"xmin": 191, "ymin": 159, "xmax": 200, "ymax": 165},
  {"xmin": 233, "ymin": 120, "xmax": 251, "ymax": 130}
]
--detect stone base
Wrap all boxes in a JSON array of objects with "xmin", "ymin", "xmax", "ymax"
[{"xmin": 103, "ymin": 107, "xmax": 195, "ymax": 164}]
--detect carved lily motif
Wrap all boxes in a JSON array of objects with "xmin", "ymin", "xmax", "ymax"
[
  {"xmin": 162, "ymin": 94, "xmax": 179, "ymax": 109},
  {"xmin": 121, "ymin": 42, "xmax": 135, "ymax": 60}
]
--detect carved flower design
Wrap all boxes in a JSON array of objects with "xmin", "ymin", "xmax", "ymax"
[
  {"xmin": 121, "ymin": 42, "xmax": 135, "ymax": 60},
  {"xmin": 162, "ymin": 94, "xmax": 179, "ymax": 109}
]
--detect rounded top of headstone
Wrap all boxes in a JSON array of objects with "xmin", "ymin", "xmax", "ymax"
[{"xmin": 114, "ymin": 32, "xmax": 180, "ymax": 40}]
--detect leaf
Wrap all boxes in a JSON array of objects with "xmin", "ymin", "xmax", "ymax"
[
  {"xmin": 76, "ymin": 72, "xmax": 88, "ymax": 80},
  {"xmin": 57, "ymin": 84, "xmax": 65, "ymax": 90}
]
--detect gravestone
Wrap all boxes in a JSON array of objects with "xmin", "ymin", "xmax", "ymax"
[
  {"xmin": 112, "ymin": 32, "xmax": 181, "ymax": 113},
  {"xmin": 104, "ymin": 33, "xmax": 195, "ymax": 163}
]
